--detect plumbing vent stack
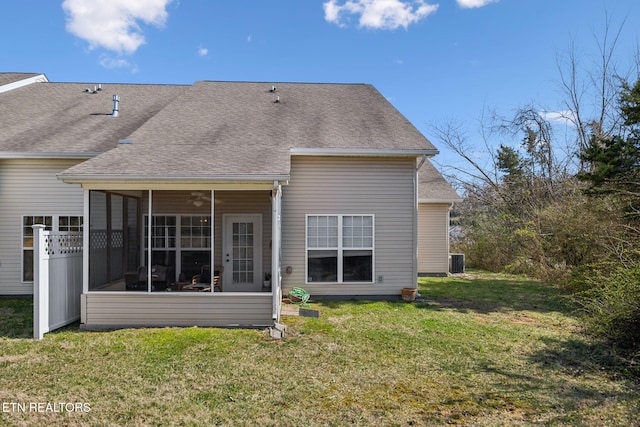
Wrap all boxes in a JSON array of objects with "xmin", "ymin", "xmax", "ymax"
[{"xmin": 112, "ymin": 95, "xmax": 120, "ymax": 117}]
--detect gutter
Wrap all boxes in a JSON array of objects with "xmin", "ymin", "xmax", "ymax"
[
  {"xmin": 290, "ymin": 148, "xmax": 439, "ymax": 157},
  {"xmin": 58, "ymin": 173, "xmax": 290, "ymax": 185},
  {"xmin": 0, "ymin": 152, "xmax": 101, "ymax": 159},
  {"xmin": 418, "ymin": 198, "xmax": 463, "ymax": 204}
]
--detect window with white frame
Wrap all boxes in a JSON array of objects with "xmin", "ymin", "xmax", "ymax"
[
  {"xmin": 143, "ymin": 215, "xmax": 177, "ymax": 267},
  {"xmin": 306, "ymin": 215, "xmax": 374, "ymax": 283},
  {"xmin": 143, "ymin": 215, "xmax": 212, "ymax": 281},
  {"xmin": 58, "ymin": 216, "xmax": 84, "ymax": 232},
  {"xmin": 22, "ymin": 215, "xmax": 83, "ymax": 282}
]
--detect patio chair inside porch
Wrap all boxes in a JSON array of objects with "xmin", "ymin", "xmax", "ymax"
[
  {"xmin": 133, "ymin": 265, "xmax": 173, "ymax": 291},
  {"xmin": 183, "ymin": 265, "xmax": 223, "ymax": 292}
]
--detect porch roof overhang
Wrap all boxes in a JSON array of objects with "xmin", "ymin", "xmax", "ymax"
[
  {"xmin": 58, "ymin": 173, "xmax": 290, "ymax": 190},
  {"xmin": 0, "ymin": 151, "xmax": 100, "ymax": 159}
]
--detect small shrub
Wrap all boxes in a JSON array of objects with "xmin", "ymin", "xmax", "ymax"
[{"xmin": 573, "ymin": 259, "xmax": 640, "ymax": 352}]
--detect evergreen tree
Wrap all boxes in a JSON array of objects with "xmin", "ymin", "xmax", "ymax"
[{"xmin": 579, "ymin": 78, "xmax": 640, "ymax": 197}]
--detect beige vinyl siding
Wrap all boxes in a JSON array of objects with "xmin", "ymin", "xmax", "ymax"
[
  {"xmin": 281, "ymin": 156, "xmax": 416, "ymax": 296},
  {"xmin": 141, "ymin": 190, "xmax": 272, "ymax": 276},
  {"xmin": 82, "ymin": 293, "xmax": 272, "ymax": 328},
  {"xmin": 0, "ymin": 159, "xmax": 84, "ymax": 295},
  {"xmin": 418, "ymin": 203, "xmax": 450, "ymax": 275}
]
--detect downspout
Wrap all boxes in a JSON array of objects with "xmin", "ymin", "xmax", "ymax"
[{"xmin": 272, "ymin": 181, "xmax": 282, "ymax": 322}]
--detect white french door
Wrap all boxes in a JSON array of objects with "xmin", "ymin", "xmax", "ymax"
[{"xmin": 223, "ymin": 214, "xmax": 262, "ymax": 292}]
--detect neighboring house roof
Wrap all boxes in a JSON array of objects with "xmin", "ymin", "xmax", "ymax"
[
  {"xmin": 0, "ymin": 73, "xmax": 48, "ymax": 94},
  {"xmin": 418, "ymin": 160, "xmax": 461, "ymax": 203},
  {"xmin": 0, "ymin": 72, "xmax": 40, "ymax": 86},
  {"xmin": 60, "ymin": 81, "xmax": 438, "ymax": 180},
  {"xmin": 0, "ymin": 81, "xmax": 187, "ymax": 157}
]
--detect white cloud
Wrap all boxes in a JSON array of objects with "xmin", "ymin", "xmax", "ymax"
[
  {"xmin": 323, "ymin": 0, "xmax": 438, "ymax": 30},
  {"xmin": 539, "ymin": 110, "xmax": 578, "ymax": 127},
  {"xmin": 197, "ymin": 46, "xmax": 208, "ymax": 57},
  {"xmin": 99, "ymin": 56, "xmax": 130, "ymax": 69},
  {"xmin": 456, "ymin": 0, "xmax": 499, "ymax": 9},
  {"xmin": 62, "ymin": 0, "xmax": 172, "ymax": 54},
  {"xmin": 99, "ymin": 55, "xmax": 139, "ymax": 73}
]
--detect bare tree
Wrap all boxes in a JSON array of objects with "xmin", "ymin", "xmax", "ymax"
[{"xmin": 555, "ymin": 15, "xmax": 633, "ymax": 171}]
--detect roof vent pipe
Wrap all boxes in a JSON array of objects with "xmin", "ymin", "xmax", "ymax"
[{"xmin": 112, "ymin": 94, "xmax": 120, "ymax": 117}]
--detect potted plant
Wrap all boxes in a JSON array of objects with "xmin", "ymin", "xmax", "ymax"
[
  {"xmin": 263, "ymin": 272, "xmax": 272, "ymax": 289},
  {"xmin": 401, "ymin": 287, "xmax": 417, "ymax": 302}
]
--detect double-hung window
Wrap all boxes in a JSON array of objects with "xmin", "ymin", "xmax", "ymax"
[
  {"xmin": 22, "ymin": 215, "xmax": 83, "ymax": 282},
  {"xmin": 143, "ymin": 215, "xmax": 212, "ymax": 281},
  {"xmin": 306, "ymin": 215, "xmax": 374, "ymax": 283},
  {"xmin": 143, "ymin": 215, "xmax": 177, "ymax": 267}
]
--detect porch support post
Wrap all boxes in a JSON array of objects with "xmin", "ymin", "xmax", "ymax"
[
  {"xmin": 33, "ymin": 224, "xmax": 49, "ymax": 339},
  {"xmin": 82, "ymin": 188, "xmax": 89, "ymax": 294},
  {"xmin": 211, "ymin": 189, "xmax": 215, "ymax": 293},
  {"xmin": 412, "ymin": 162, "xmax": 419, "ymax": 288},
  {"xmin": 271, "ymin": 182, "xmax": 282, "ymax": 321},
  {"xmin": 147, "ymin": 190, "xmax": 152, "ymax": 292}
]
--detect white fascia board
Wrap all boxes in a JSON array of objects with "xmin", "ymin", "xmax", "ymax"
[
  {"xmin": 0, "ymin": 152, "xmax": 101, "ymax": 159},
  {"xmin": 290, "ymin": 148, "xmax": 439, "ymax": 157},
  {"xmin": 419, "ymin": 198, "xmax": 463, "ymax": 204},
  {"xmin": 0, "ymin": 74, "xmax": 48, "ymax": 94},
  {"xmin": 58, "ymin": 173, "xmax": 290, "ymax": 186}
]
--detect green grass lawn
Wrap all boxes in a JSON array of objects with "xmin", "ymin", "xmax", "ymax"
[{"xmin": 1, "ymin": 272, "xmax": 639, "ymax": 426}]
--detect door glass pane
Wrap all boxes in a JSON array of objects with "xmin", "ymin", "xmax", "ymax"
[{"xmin": 232, "ymin": 221, "xmax": 254, "ymax": 284}]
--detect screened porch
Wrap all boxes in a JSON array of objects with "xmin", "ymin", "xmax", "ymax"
[{"xmin": 87, "ymin": 189, "xmax": 274, "ymax": 294}]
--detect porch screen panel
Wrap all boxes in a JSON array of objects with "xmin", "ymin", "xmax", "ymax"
[
  {"xmin": 89, "ymin": 191, "xmax": 108, "ymax": 290},
  {"xmin": 89, "ymin": 191, "xmax": 142, "ymax": 291},
  {"xmin": 110, "ymin": 194, "xmax": 125, "ymax": 281},
  {"xmin": 126, "ymin": 198, "xmax": 140, "ymax": 273}
]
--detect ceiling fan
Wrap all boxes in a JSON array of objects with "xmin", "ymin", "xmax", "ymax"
[{"xmin": 187, "ymin": 191, "xmax": 211, "ymax": 207}]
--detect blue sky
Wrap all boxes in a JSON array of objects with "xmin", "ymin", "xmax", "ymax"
[{"xmin": 2, "ymin": 1, "xmax": 640, "ymax": 171}]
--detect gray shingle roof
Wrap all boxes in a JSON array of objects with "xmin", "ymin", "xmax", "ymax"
[
  {"xmin": 2, "ymin": 77, "xmax": 459, "ymax": 200},
  {"xmin": 0, "ymin": 81, "xmax": 187, "ymax": 154},
  {"xmin": 61, "ymin": 81, "xmax": 437, "ymax": 178},
  {"xmin": 418, "ymin": 160, "xmax": 461, "ymax": 202}
]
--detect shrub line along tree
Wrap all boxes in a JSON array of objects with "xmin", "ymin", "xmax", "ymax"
[{"xmin": 433, "ymin": 18, "xmax": 640, "ymax": 357}]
